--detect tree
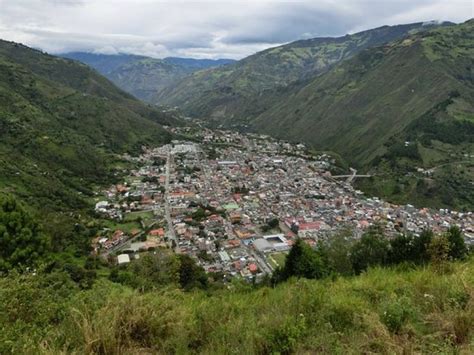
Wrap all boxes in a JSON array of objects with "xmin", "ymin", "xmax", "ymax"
[
  {"xmin": 388, "ymin": 230, "xmax": 436, "ymax": 266},
  {"xmin": 177, "ymin": 254, "xmax": 208, "ymax": 291},
  {"xmin": 0, "ymin": 195, "xmax": 51, "ymax": 271},
  {"xmin": 388, "ymin": 234, "xmax": 416, "ymax": 265},
  {"xmin": 274, "ymin": 238, "xmax": 329, "ymax": 282},
  {"xmin": 63, "ymin": 263, "xmax": 96, "ymax": 289},
  {"xmin": 445, "ymin": 226, "xmax": 467, "ymax": 260},
  {"xmin": 412, "ymin": 229, "xmax": 433, "ymax": 264},
  {"xmin": 268, "ymin": 218, "xmax": 279, "ymax": 229},
  {"xmin": 350, "ymin": 226, "xmax": 389, "ymax": 274},
  {"xmin": 319, "ymin": 229, "xmax": 354, "ymax": 276},
  {"xmin": 427, "ymin": 235, "xmax": 450, "ymax": 265}
]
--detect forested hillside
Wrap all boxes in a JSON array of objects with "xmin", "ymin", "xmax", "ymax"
[
  {"xmin": 252, "ymin": 20, "xmax": 474, "ymax": 209},
  {"xmin": 156, "ymin": 22, "xmax": 451, "ymax": 122},
  {"xmin": 0, "ymin": 40, "xmax": 176, "ymax": 234}
]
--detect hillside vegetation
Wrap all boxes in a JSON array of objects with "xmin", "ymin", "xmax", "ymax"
[
  {"xmin": 252, "ymin": 21, "xmax": 473, "ymax": 163},
  {"xmin": 156, "ymin": 22, "xmax": 450, "ymax": 123},
  {"xmin": 251, "ymin": 20, "xmax": 474, "ymax": 210},
  {"xmin": 62, "ymin": 52, "xmax": 235, "ymax": 102},
  {"xmin": 1, "ymin": 257, "xmax": 473, "ymax": 354},
  {"xmin": 0, "ymin": 40, "xmax": 176, "ymax": 238}
]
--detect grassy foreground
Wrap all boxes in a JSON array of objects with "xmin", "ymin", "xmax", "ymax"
[{"xmin": 2, "ymin": 258, "xmax": 473, "ymax": 354}]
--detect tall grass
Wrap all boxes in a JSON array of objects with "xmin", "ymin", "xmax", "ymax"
[{"xmin": 2, "ymin": 259, "xmax": 473, "ymax": 354}]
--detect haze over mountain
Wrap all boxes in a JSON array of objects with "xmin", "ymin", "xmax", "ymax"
[{"xmin": 61, "ymin": 52, "xmax": 235, "ymax": 102}]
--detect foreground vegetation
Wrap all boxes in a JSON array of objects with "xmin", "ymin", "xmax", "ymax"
[
  {"xmin": 1, "ymin": 257, "xmax": 473, "ymax": 353},
  {"xmin": 1, "ymin": 194, "xmax": 473, "ymax": 353}
]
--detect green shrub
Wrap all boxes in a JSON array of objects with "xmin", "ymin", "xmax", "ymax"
[
  {"xmin": 265, "ymin": 315, "xmax": 306, "ymax": 354},
  {"xmin": 380, "ymin": 297, "xmax": 413, "ymax": 333}
]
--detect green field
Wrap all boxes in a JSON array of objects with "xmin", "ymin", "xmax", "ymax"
[
  {"xmin": 123, "ymin": 210, "xmax": 155, "ymax": 222},
  {"xmin": 101, "ymin": 219, "xmax": 141, "ymax": 234},
  {"xmin": 268, "ymin": 252, "xmax": 288, "ymax": 268}
]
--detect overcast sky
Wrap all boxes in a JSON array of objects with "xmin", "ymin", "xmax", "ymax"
[{"xmin": 0, "ymin": 0, "xmax": 472, "ymax": 59}]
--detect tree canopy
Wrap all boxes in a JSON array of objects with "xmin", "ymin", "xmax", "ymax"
[
  {"xmin": 0, "ymin": 195, "xmax": 51, "ymax": 271},
  {"xmin": 273, "ymin": 238, "xmax": 329, "ymax": 282},
  {"xmin": 350, "ymin": 226, "xmax": 389, "ymax": 274}
]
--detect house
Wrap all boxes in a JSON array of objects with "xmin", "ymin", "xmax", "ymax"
[
  {"xmin": 117, "ymin": 254, "xmax": 131, "ymax": 265},
  {"xmin": 248, "ymin": 263, "xmax": 258, "ymax": 274},
  {"xmin": 149, "ymin": 228, "xmax": 165, "ymax": 238},
  {"xmin": 229, "ymin": 211, "xmax": 242, "ymax": 224},
  {"xmin": 297, "ymin": 221, "xmax": 321, "ymax": 239},
  {"xmin": 95, "ymin": 201, "xmax": 108, "ymax": 211}
]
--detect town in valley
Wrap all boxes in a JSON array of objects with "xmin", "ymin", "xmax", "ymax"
[{"xmin": 92, "ymin": 126, "xmax": 474, "ymax": 280}]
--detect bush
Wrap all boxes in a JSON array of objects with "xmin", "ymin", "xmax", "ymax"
[
  {"xmin": 380, "ymin": 298, "xmax": 413, "ymax": 333},
  {"xmin": 265, "ymin": 315, "xmax": 306, "ymax": 354},
  {"xmin": 350, "ymin": 226, "xmax": 389, "ymax": 274},
  {"xmin": 0, "ymin": 194, "xmax": 51, "ymax": 271}
]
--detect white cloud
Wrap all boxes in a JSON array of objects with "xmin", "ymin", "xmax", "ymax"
[{"xmin": 0, "ymin": 0, "xmax": 471, "ymax": 59}]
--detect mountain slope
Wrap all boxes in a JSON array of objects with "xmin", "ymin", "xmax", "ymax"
[
  {"xmin": 0, "ymin": 40, "xmax": 174, "ymax": 213},
  {"xmin": 58, "ymin": 52, "xmax": 145, "ymax": 75},
  {"xmin": 61, "ymin": 52, "xmax": 235, "ymax": 102},
  {"xmin": 155, "ymin": 22, "xmax": 452, "ymax": 122},
  {"xmin": 253, "ymin": 20, "xmax": 474, "ymax": 209},
  {"xmin": 163, "ymin": 57, "xmax": 235, "ymax": 70}
]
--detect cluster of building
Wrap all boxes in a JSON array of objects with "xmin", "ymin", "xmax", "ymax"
[{"xmin": 92, "ymin": 125, "xmax": 474, "ymax": 276}]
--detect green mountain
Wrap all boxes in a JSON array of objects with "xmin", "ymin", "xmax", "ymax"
[
  {"xmin": 251, "ymin": 20, "xmax": 474, "ymax": 210},
  {"xmin": 0, "ymin": 40, "xmax": 175, "ymax": 215},
  {"xmin": 61, "ymin": 52, "xmax": 235, "ymax": 102},
  {"xmin": 155, "ymin": 22, "xmax": 452, "ymax": 122}
]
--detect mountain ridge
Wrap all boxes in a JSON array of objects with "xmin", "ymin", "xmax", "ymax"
[
  {"xmin": 251, "ymin": 20, "xmax": 474, "ymax": 209},
  {"xmin": 155, "ymin": 21, "xmax": 454, "ymax": 121},
  {"xmin": 60, "ymin": 52, "xmax": 236, "ymax": 102}
]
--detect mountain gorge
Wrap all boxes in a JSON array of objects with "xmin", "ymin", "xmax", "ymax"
[
  {"xmin": 61, "ymin": 52, "xmax": 235, "ymax": 102},
  {"xmin": 155, "ymin": 20, "xmax": 473, "ymax": 210}
]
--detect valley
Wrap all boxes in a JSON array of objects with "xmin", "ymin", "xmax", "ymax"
[
  {"xmin": 158, "ymin": 19, "xmax": 474, "ymax": 212},
  {"xmin": 92, "ymin": 126, "xmax": 473, "ymax": 277},
  {"xmin": 0, "ymin": 5, "xmax": 473, "ymax": 353}
]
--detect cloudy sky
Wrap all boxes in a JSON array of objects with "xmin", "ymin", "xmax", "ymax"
[{"xmin": 0, "ymin": 0, "xmax": 472, "ymax": 59}]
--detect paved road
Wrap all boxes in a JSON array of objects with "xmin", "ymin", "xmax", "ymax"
[
  {"xmin": 164, "ymin": 151, "xmax": 179, "ymax": 252},
  {"xmin": 249, "ymin": 249, "xmax": 273, "ymax": 274},
  {"xmin": 333, "ymin": 168, "xmax": 372, "ymax": 183}
]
